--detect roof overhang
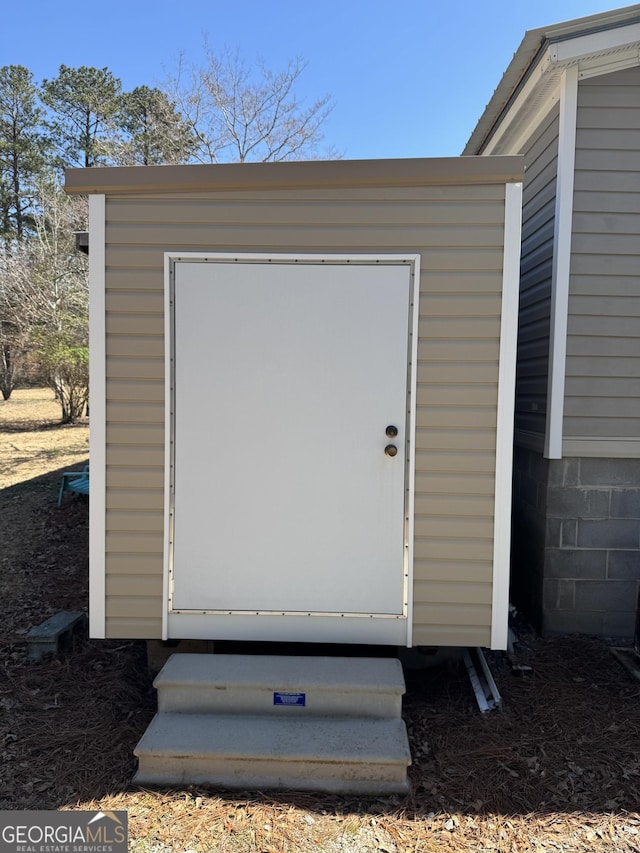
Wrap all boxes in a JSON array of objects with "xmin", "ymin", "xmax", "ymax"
[
  {"xmin": 464, "ymin": 4, "xmax": 640, "ymax": 155},
  {"xmin": 64, "ymin": 155, "xmax": 524, "ymax": 197}
]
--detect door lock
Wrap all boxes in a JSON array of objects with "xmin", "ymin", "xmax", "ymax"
[
  {"xmin": 384, "ymin": 444, "xmax": 398, "ymax": 458},
  {"xmin": 385, "ymin": 425, "xmax": 398, "ymax": 437}
]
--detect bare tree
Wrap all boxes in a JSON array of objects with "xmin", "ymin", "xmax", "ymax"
[
  {"xmin": 0, "ymin": 178, "xmax": 88, "ymax": 420},
  {"xmin": 0, "ymin": 319, "xmax": 25, "ymax": 399},
  {"xmin": 167, "ymin": 48, "xmax": 335, "ymax": 164},
  {"xmin": 0, "ymin": 239, "xmax": 32, "ymax": 399}
]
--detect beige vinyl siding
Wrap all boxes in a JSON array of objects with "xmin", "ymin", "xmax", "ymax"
[
  {"xmin": 102, "ymin": 181, "xmax": 509, "ymax": 646},
  {"xmin": 514, "ymin": 104, "xmax": 559, "ymax": 448},
  {"xmin": 104, "ymin": 229, "xmax": 165, "ymax": 638},
  {"xmin": 564, "ymin": 67, "xmax": 640, "ymax": 446}
]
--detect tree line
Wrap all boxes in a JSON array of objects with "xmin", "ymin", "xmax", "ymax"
[{"xmin": 0, "ymin": 55, "xmax": 333, "ymax": 419}]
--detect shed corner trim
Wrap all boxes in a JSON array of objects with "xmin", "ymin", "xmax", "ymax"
[
  {"xmin": 491, "ymin": 181, "xmax": 523, "ymax": 649},
  {"xmin": 88, "ymin": 194, "xmax": 106, "ymax": 639}
]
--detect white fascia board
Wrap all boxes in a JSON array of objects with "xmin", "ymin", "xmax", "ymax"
[
  {"xmin": 491, "ymin": 181, "xmax": 523, "ymax": 651},
  {"xmin": 482, "ymin": 29, "xmax": 640, "ymax": 155},
  {"xmin": 88, "ymin": 195, "xmax": 106, "ymax": 639},
  {"xmin": 544, "ymin": 67, "xmax": 578, "ymax": 460},
  {"xmin": 482, "ymin": 47, "xmax": 559, "ymax": 155},
  {"xmin": 550, "ymin": 23, "xmax": 640, "ymax": 63},
  {"xmin": 578, "ymin": 47, "xmax": 640, "ymax": 79}
]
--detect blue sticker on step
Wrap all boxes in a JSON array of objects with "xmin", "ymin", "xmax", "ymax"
[{"xmin": 274, "ymin": 691, "xmax": 306, "ymax": 706}]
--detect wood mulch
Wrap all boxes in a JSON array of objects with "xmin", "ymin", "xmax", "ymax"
[{"xmin": 1, "ymin": 389, "xmax": 639, "ymax": 851}]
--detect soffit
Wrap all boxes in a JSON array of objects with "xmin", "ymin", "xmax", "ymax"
[{"xmin": 464, "ymin": 4, "xmax": 640, "ymax": 155}]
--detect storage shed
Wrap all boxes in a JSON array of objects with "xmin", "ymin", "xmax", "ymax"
[{"xmin": 65, "ymin": 156, "xmax": 523, "ymax": 651}]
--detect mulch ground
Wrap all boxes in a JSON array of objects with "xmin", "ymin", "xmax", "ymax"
[{"xmin": 1, "ymin": 390, "xmax": 639, "ymax": 852}]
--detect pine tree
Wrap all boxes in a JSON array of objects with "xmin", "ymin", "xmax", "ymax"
[
  {"xmin": 0, "ymin": 65, "xmax": 48, "ymax": 240},
  {"xmin": 41, "ymin": 65, "xmax": 121, "ymax": 168}
]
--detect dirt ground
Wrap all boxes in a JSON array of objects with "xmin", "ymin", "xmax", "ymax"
[
  {"xmin": 1, "ymin": 388, "xmax": 639, "ymax": 852},
  {"xmin": 0, "ymin": 387, "xmax": 89, "ymax": 488}
]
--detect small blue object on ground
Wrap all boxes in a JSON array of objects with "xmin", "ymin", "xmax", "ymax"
[
  {"xmin": 26, "ymin": 611, "xmax": 86, "ymax": 660},
  {"xmin": 58, "ymin": 464, "xmax": 89, "ymax": 506}
]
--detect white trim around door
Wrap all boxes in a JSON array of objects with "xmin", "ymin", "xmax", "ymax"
[{"xmin": 163, "ymin": 252, "xmax": 420, "ymax": 646}]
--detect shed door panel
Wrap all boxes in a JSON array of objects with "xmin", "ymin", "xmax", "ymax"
[{"xmin": 171, "ymin": 260, "xmax": 410, "ymax": 615}]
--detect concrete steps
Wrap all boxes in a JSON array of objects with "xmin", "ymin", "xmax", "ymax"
[
  {"xmin": 134, "ymin": 713, "xmax": 410, "ymax": 793},
  {"xmin": 134, "ymin": 653, "xmax": 411, "ymax": 794},
  {"xmin": 155, "ymin": 653, "xmax": 405, "ymax": 718}
]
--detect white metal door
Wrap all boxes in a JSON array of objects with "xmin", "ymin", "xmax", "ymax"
[{"xmin": 170, "ymin": 257, "xmax": 413, "ymax": 619}]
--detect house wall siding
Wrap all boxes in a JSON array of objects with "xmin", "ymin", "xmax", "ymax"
[
  {"xmin": 102, "ymin": 182, "xmax": 511, "ymax": 645},
  {"xmin": 515, "ymin": 104, "xmax": 559, "ymax": 449},
  {"xmin": 510, "ymin": 71, "xmax": 640, "ymax": 641},
  {"xmin": 565, "ymin": 66, "xmax": 640, "ymax": 451}
]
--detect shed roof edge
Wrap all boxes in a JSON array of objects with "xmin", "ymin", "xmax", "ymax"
[{"xmin": 64, "ymin": 156, "xmax": 524, "ymax": 195}]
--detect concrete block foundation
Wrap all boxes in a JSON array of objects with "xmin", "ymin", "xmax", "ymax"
[{"xmin": 512, "ymin": 450, "xmax": 640, "ymax": 642}]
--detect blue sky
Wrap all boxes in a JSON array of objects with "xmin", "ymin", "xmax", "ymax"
[{"xmin": 5, "ymin": 0, "xmax": 619, "ymax": 158}]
